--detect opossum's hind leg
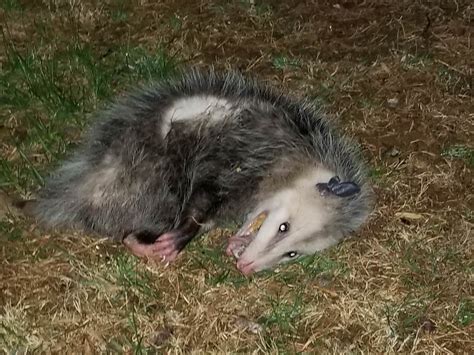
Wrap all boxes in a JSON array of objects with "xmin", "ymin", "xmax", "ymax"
[
  {"xmin": 123, "ymin": 218, "xmax": 200, "ymax": 262},
  {"xmin": 122, "ymin": 232, "xmax": 182, "ymax": 261},
  {"xmin": 123, "ymin": 183, "xmax": 219, "ymax": 262}
]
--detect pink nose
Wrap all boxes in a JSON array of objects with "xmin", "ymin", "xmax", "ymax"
[{"xmin": 236, "ymin": 259, "xmax": 255, "ymax": 275}]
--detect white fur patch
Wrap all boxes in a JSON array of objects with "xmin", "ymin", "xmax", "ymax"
[
  {"xmin": 293, "ymin": 166, "xmax": 335, "ymax": 188},
  {"xmin": 161, "ymin": 96, "xmax": 233, "ymax": 137}
]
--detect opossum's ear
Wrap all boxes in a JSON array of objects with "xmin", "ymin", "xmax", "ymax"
[
  {"xmin": 331, "ymin": 181, "xmax": 360, "ymax": 197},
  {"xmin": 327, "ymin": 176, "xmax": 340, "ymax": 188},
  {"xmin": 316, "ymin": 176, "xmax": 360, "ymax": 197}
]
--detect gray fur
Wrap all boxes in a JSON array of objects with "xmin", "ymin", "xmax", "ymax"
[{"xmin": 33, "ymin": 69, "xmax": 373, "ymax": 259}]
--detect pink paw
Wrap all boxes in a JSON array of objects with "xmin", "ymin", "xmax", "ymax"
[{"xmin": 123, "ymin": 231, "xmax": 181, "ymax": 263}]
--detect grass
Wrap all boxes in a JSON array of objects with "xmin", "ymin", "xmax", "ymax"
[
  {"xmin": 0, "ymin": 39, "xmax": 176, "ymax": 193},
  {"xmin": 1, "ymin": 0, "xmax": 473, "ymax": 353},
  {"xmin": 272, "ymin": 55, "xmax": 301, "ymax": 70},
  {"xmin": 1, "ymin": 0, "xmax": 22, "ymax": 11},
  {"xmin": 261, "ymin": 293, "xmax": 304, "ymax": 333},
  {"xmin": 400, "ymin": 52, "xmax": 434, "ymax": 71},
  {"xmin": 384, "ymin": 295, "xmax": 434, "ymax": 347},
  {"xmin": 457, "ymin": 299, "xmax": 473, "ymax": 327},
  {"xmin": 110, "ymin": 254, "xmax": 158, "ymax": 299},
  {"xmin": 442, "ymin": 145, "xmax": 474, "ymax": 167},
  {"xmin": 0, "ymin": 220, "xmax": 22, "ymax": 241},
  {"xmin": 298, "ymin": 253, "xmax": 347, "ymax": 279}
]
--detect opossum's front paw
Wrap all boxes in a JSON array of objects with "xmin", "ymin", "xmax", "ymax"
[{"xmin": 123, "ymin": 231, "xmax": 180, "ymax": 262}]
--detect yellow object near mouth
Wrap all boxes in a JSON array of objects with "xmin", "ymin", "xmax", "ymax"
[
  {"xmin": 226, "ymin": 211, "xmax": 268, "ymax": 259},
  {"xmin": 248, "ymin": 211, "xmax": 268, "ymax": 234}
]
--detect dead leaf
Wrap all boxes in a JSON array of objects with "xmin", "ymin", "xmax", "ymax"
[
  {"xmin": 235, "ymin": 317, "xmax": 264, "ymax": 334},
  {"xmin": 149, "ymin": 326, "xmax": 173, "ymax": 347},
  {"xmin": 395, "ymin": 212, "xmax": 424, "ymax": 221}
]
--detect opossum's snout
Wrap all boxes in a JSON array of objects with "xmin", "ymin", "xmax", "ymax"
[{"xmin": 228, "ymin": 205, "xmax": 299, "ymax": 275}]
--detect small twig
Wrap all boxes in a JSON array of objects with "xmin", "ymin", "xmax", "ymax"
[{"xmin": 435, "ymin": 59, "xmax": 467, "ymax": 76}]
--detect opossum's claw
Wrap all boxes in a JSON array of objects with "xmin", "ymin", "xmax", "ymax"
[{"xmin": 152, "ymin": 231, "xmax": 183, "ymax": 260}]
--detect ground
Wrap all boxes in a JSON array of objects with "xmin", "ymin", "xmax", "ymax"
[{"xmin": 0, "ymin": 0, "xmax": 472, "ymax": 353}]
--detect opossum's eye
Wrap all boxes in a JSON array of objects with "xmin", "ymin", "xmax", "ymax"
[
  {"xmin": 285, "ymin": 251, "xmax": 298, "ymax": 258},
  {"xmin": 279, "ymin": 222, "xmax": 290, "ymax": 233}
]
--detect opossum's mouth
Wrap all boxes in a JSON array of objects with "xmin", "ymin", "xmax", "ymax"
[{"xmin": 226, "ymin": 211, "xmax": 268, "ymax": 259}]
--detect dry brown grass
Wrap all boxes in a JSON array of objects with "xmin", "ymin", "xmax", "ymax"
[{"xmin": 1, "ymin": 0, "xmax": 473, "ymax": 353}]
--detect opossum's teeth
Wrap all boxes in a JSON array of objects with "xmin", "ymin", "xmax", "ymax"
[
  {"xmin": 226, "ymin": 236, "xmax": 252, "ymax": 259},
  {"xmin": 227, "ymin": 211, "xmax": 268, "ymax": 259}
]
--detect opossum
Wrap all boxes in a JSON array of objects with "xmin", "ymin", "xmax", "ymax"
[{"xmin": 30, "ymin": 69, "xmax": 373, "ymax": 275}]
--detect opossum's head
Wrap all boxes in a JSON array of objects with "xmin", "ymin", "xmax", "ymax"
[{"xmin": 227, "ymin": 170, "xmax": 362, "ymax": 275}]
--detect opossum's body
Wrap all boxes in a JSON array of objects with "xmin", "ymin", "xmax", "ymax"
[{"xmin": 32, "ymin": 69, "xmax": 373, "ymax": 274}]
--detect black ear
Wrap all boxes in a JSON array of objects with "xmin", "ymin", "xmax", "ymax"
[
  {"xmin": 327, "ymin": 176, "xmax": 340, "ymax": 188},
  {"xmin": 331, "ymin": 182, "xmax": 360, "ymax": 197},
  {"xmin": 316, "ymin": 176, "xmax": 360, "ymax": 198}
]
